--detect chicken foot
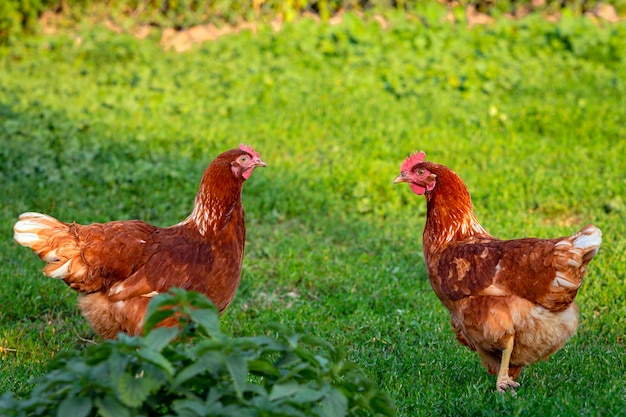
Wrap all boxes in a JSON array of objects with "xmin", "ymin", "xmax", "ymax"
[{"xmin": 496, "ymin": 335, "xmax": 520, "ymax": 393}]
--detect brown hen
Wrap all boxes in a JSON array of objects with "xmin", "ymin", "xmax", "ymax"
[
  {"xmin": 14, "ymin": 145, "xmax": 265, "ymax": 339},
  {"xmin": 395, "ymin": 151, "xmax": 601, "ymax": 392}
]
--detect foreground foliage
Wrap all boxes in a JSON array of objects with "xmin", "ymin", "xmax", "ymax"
[{"xmin": 0, "ymin": 289, "xmax": 395, "ymax": 417}]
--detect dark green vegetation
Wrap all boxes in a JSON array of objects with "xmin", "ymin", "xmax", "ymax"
[
  {"xmin": 2, "ymin": 0, "xmax": 626, "ymax": 43},
  {"xmin": 0, "ymin": 289, "xmax": 395, "ymax": 416},
  {"xmin": 1, "ymin": 6, "xmax": 625, "ymax": 416}
]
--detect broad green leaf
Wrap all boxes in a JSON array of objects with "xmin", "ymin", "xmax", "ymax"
[
  {"xmin": 94, "ymin": 396, "xmax": 131, "ymax": 417},
  {"xmin": 300, "ymin": 334, "xmax": 334, "ymax": 351},
  {"xmin": 39, "ymin": 369, "xmax": 76, "ymax": 384},
  {"xmin": 188, "ymin": 308, "xmax": 220, "ymax": 335},
  {"xmin": 320, "ymin": 388, "xmax": 347, "ymax": 417},
  {"xmin": 247, "ymin": 359, "xmax": 281, "ymax": 377},
  {"xmin": 173, "ymin": 351, "xmax": 224, "ymax": 387},
  {"xmin": 225, "ymin": 352, "xmax": 247, "ymax": 399},
  {"xmin": 142, "ymin": 327, "xmax": 178, "ymax": 352},
  {"xmin": 292, "ymin": 388, "xmax": 325, "ymax": 404},
  {"xmin": 286, "ymin": 334, "xmax": 300, "ymax": 349},
  {"xmin": 221, "ymin": 404, "xmax": 257, "ymax": 417},
  {"xmin": 239, "ymin": 336, "xmax": 277, "ymax": 350},
  {"xmin": 249, "ymin": 397, "xmax": 308, "ymax": 417},
  {"xmin": 136, "ymin": 349, "xmax": 175, "ymax": 377},
  {"xmin": 275, "ymin": 351, "xmax": 302, "ymax": 369},
  {"xmin": 312, "ymin": 354, "xmax": 330, "ymax": 369},
  {"xmin": 116, "ymin": 333, "xmax": 142, "ymax": 346},
  {"xmin": 172, "ymin": 398, "xmax": 212, "ymax": 415},
  {"xmin": 370, "ymin": 393, "xmax": 397, "ymax": 417},
  {"xmin": 0, "ymin": 393, "xmax": 19, "ymax": 412},
  {"xmin": 243, "ymin": 383, "xmax": 267, "ymax": 398},
  {"xmin": 293, "ymin": 347, "xmax": 321, "ymax": 367},
  {"xmin": 117, "ymin": 372, "xmax": 162, "ymax": 407},
  {"xmin": 206, "ymin": 387, "xmax": 225, "ymax": 404},
  {"xmin": 268, "ymin": 381, "xmax": 301, "ymax": 401},
  {"xmin": 186, "ymin": 291, "xmax": 218, "ymax": 310},
  {"xmin": 107, "ymin": 353, "xmax": 130, "ymax": 382},
  {"xmin": 142, "ymin": 309, "xmax": 176, "ymax": 334},
  {"xmin": 56, "ymin": 396, "xmax": 92, "ymax": 417},
  {"xmin": 276, "ymin": 362, "xmax": 310, "ymax": 383},
  {"xmin": 173, "ymin": 361, "xmax": 211, "ymax": 387},
  {"xmin": 193, "ymin": 338, "xmax": 228, "ymax": 356},
  {"xmin": 65, "ymin": 361, "xmax": 89, "ymax": 375}
]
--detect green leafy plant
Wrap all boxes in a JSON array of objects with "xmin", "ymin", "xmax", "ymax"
[{"xmin": 0, "ymin": 289, "xmax": 395, "ymax": 417}]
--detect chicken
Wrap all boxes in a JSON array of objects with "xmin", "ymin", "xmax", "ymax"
[
  {"xmin": 394, "ymin": 151, "xmax": 601, "ymax": 393},
  {"xmin": 14, "ymin": 144, "xmax": 266, "ymax": 339}
]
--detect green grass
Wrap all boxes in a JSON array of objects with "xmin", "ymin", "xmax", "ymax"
[{"xmin": 1, "ymin": 8, "xmax": 626, "ymax": 416}]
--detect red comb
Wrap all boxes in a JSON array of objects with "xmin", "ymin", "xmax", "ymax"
[
  {"xmin": 401, "ymin": 150, "xmax": 427, "ymax": 172},
  {"xmin": 239, "ymin": 144, "xmax": 260, "ymax": 159}
]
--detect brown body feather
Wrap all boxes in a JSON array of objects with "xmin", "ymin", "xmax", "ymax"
[
  {"xmin": 396, "ymin": 157, "xmax": 602, "ymax": 392},
  {"xmin": 14, "ymin": 147, "xmax": 265, "ymax": 339}
]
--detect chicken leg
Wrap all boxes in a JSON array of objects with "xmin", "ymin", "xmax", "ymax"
[{"xmin": 496, "ymin": 335, "xmax": 520, "ymax": 393}]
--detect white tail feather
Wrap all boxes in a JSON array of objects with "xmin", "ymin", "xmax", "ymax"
[
  {"xmin": 41, "ymin": 249, "xmax": 60, "ymax": 263},
  {"xmin": 48, "ymin": 260, "xmax": 72, "ymax": 279},
  {"xmin": 551, "ymin": 225, "xmax": 602, "ymax": 290},
  {"xmin": 573, "ymin": 226, "xmax": 602, "ymax": 251},
  {"xmin": 554, "ymin": 273, "xmax": 579, "ymax": 289},
  {"xmin": 13, "ymin": 232, "xmax": 42, "ymax": 247},
  {"xmin": 567, "ymin": 258, "xmax": 582, "ymax": 268},
  {"xmin": 14, "ymin": 212, "xmax": 78, "ymax": 279},
  {"xmin": 14, "ymin": 212, "xmax": 66, "ymax": 249}
]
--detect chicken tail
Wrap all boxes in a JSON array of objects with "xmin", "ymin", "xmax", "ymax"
[
  {"xmin": 14, "ymin": 212, "xmax": 88, "ymax": 282},
  {"xmin": 572, "ymin": 224, "xmax": 602, "ymax": 262},
  {"xmin": 552, "ymin": 224, "xmax": 602, "ymax": 290}
]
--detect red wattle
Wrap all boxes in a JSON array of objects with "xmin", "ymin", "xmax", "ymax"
[{"xmin": 410, "ymin": 183, "xmax": 427, "ymax": 195}]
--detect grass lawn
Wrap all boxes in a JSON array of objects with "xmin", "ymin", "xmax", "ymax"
[{"xmin": 1, "ymin": 7, "xmax": 625, "ymax": 416}]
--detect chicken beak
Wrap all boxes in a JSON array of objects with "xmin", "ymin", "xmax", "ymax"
[
  {"xmin": 393, "ymin": 174, "xmax": 407, "ymax": 184},
  {"xmin": 255, "ymin": 158, "xmax": 267, "ymax": 168}
]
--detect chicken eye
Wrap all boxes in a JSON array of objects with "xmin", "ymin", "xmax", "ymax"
[
  {"xmin": 240, "ymin": 156, "xmax": 248, "ymax": 163},
  {"xmin": 417, "ymin": 169, "xmax": 425, "ymax": 175}
]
